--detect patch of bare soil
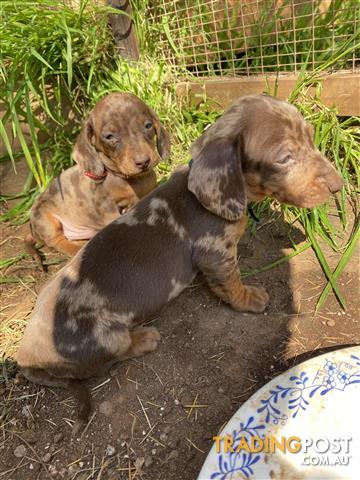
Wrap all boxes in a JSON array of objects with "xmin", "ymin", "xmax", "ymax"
[{"xmin": 1, "ymin": 166, "xmax": 359, "ymax": 479}]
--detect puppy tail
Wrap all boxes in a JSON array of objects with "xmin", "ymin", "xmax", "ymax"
[
  {"xmin": 67, "ymin": 379, "xmax": 92, "ymax": 424},
  {"xmin": 20, "ymin": 367, "xmax": 92, "ymax": 425},
  {"xmin": 24, "ymin": 233, "xmax": 45, "ymax": 271}
]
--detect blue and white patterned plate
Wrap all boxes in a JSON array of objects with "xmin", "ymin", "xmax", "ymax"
[{"xmin": 198, "ymin": 345, "xmax": 360, "ymax": 479}]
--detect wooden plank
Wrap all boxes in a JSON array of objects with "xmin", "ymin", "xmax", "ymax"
[
  {"xmin": 108, "ymin": 0, "xmax": 139, "ymax": 60},
  {"xmin": 176, "ymin": 72, "xmax": 360, "ymax": 116}
]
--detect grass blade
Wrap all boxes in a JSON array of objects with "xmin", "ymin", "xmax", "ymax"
[
  {"xmin": 0, "ymin": 118, "xmax": 16, "ymax": 170},
  {"xmin": 303, "ymin": 213, "xmax": 346, "ymax": 310},
  {"xmin": 30, "ymin": 48, "xmax": 54, "ymax": 70},
  {"xmin": 241, "ymin": 242, "xmax": 311, "ymax": 278},
  {"xmin": 316, "ymin": 222, "xmax": 360, "ymax": 311}
]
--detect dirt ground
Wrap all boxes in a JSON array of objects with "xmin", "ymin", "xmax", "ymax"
[{"xmin": 1, "ymin": 162, "xmax": 359, "ymax": 480}]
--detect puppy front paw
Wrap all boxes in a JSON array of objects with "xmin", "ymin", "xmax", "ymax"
[{"xmin": 233, "ymin": 285, "xmax": 269, "ymax": 313}]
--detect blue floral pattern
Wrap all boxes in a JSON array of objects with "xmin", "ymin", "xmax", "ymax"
[{"xmin": 209, "ymin": 353, "xmax": 360, "ymax": 479}]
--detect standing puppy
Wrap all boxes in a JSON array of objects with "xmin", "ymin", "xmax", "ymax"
[
  {"xmin": 16, "ymin": 95, "xmax": 343, "ymax": 418},
  {"xmin": 26, "ymin": 93, "xmax": 170, "ymax": 268}
]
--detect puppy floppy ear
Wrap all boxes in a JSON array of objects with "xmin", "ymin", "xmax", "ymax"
[
  {"xmin": 72, "ymin": 118, "xmax": 107, "ymax": 180},
  {"xmin": 150, "ymin": 110, "xmax": 171, "ymax": 160},
  {"xmin": 188, "ymin": 137, "xmax": 247, "ymax": 221}
]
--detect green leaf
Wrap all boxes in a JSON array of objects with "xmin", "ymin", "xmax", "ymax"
[{"xmin": 30, "ymin": 47, "xmax": 54, "ymax": 70}]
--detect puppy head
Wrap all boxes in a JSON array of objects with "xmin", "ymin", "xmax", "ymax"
[
  {"xmin": 189, "ymin": 95, "xmax": 343, "ymax": 217},
  {"xmin": 73, "ymin": 93, "xmax": 170, "ymax": 180}
]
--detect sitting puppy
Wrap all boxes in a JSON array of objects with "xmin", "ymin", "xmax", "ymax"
[
  {"xmin": 16, "ymin": 95, "xmax": 343, "ymax": 419},
  {"xmin": 25, "ymin": 92, "xmax": 170, "ymax": 269}
]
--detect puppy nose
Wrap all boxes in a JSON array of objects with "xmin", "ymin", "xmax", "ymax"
[
  {"xmin": 135, "ymin": 156, "xmax": 151, "ymax": 170},
  {"xmin": 328, "ymin": 174, "xmax": 343, "ymax": 194}
]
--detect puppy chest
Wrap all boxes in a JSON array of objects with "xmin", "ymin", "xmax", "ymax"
[{"xmin": 53, "ymin": 214, "xmax": 99, "ymax": 241}]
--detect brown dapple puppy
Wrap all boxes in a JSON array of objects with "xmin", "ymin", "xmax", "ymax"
[
  {"xmin": 26, "ymin": 92, "xmax": 170, "ymax": 269},
  {"xmin": 16, "ymin": 95, "xmax": 343, "ymax": 419}
]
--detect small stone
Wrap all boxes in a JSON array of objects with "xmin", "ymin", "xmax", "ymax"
[
  {"xmin": 217, "ymin": 387, "xmax": 224, "ymax": 394},
  {"xmin": 49, "ymin": 465, "xmax": 58, "ymax": 477},
  {"xmin": 31, "ymin": 463, "xmax": 41, "ymax": 474},
  {"xmin": 105, "ymin": 445, "xmax": 116, "ymax": 456},
  {"xmin": 174, "ymin": 399, "xmax": 180, "ymax": 405},
  {"xmin": 134, "ymin": 457, "xmax": 145, "ymax": 474},
  {"xmin": 160, "ymin": 433, "xmax": 168, "ymax": 442},
  {"xmin": 79, "ymin": 461, "xmax": 84, "ymax": 468},
  {"xmin": 99, "ymin": 401, "xmax": 113, "ymax": 417},
  {"xmin": 59, "ymin": 467, "xmax": 67, "ymax": 477},
  {"xmin": 21, "ymin": 405, "xmax": 33, "ymax": 419},
  {"xmin": 14, "ymin": 444, "xmax": 27, "ymax": 458},
  {"xmin": 168, "ymin": 439, "xmax": 179, "ymax": 449},
  {"xmin": 68, "ymin": 464, "xmax": 80, "ymax": 474},
  {"xmin": 42, "ymin": 452, "xmax": 52, "ymax": 463},
  {"xmin": 167, "ymin": 450, "xmax": 179, "ymax": 461},
  {"xmin": 144, "ymin": 455, "xmax": 153, "ymax": 467},
  {"xmin": 21, "ymin": 430, "xmax": 37, "ymax": 444},
  {"xmin": 326, "ymin": 319, "xmax": 336, "ymax": 327},
  {"xmin": 54, "ymin": 432, "xmax": 64, "ymax": 443},
  {"xmin": 77, "ymin": 474, "xmax": 89, "ymax": 480}
]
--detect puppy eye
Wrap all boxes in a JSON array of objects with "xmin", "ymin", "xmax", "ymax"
[
  {"xmin": 103, "ymin": 133, "xmax": 115, "ymax": 141},
  {"xmin": 144, "ymin": 121, "xmax": 153, "ymax": 130},
  {"xmin": 278, "ymin": 154, "xmax": 293, "ymax": 165}
]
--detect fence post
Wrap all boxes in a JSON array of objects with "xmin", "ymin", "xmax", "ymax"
[{"xmin": 108, "ymin": 0, "xmax": 139, "ymax": 60}]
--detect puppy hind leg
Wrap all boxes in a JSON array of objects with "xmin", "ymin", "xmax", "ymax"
[
  {"xmin": 41, "ymin": 213, "xmax": 86, "ymax": 256},
  {"xmin": 92, "ymin": 327, "xmax": 160, "ymax": 379},
  {"xmin": 51, "ymin": 236, "xmax": 86, "ymax": 256},
  {"xmin": 118, "ymin": 327, "xmax": 161, "ymax": 361}
]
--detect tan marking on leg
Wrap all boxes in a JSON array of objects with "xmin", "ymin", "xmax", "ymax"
[
  {"xmin": 208, "ymin": 269, "xmax": 269, "ymax": 313},
  {"xmin": 52, "ymin": 237, "xmax": 86, "ymax": 256},
  {"xmin": 195, "ymin": 216, "xmax": 269, "ymax": 313},
  {"xmin": 119, "ymin": 327, "xmax": 161, "ymax": 360}
]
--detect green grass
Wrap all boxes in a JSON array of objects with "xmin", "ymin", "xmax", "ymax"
[
  {"xmin": 0, "ymin": 0, "xmax": 118, "ymax": 189},
  {"xmin": 0, "ymin": 0, "xmax": 359, "ymax": 311}
]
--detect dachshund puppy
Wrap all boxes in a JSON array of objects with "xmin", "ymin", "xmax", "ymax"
[
  {"xmin": 16, "ymin": 95, "xmax": 343, "ymax": 418},
  {"xmin": 25, "ymin": 93, "xmax": 170, "ymax": 269}
]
